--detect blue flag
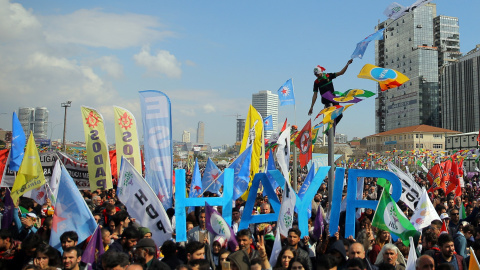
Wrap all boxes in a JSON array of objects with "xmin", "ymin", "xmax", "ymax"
[
  {"xmin": 295, "ymin": 163, "xmax": 315, "ymax": 218},
  {"xmin": 50, "ymin": 166, "xmax": 97, "ymax": 251},
  {"xmin": 263, "ymin": 115, "xmax": 273, "ymax": 131},
  {"xmin": 277, "ymin": 78, "xmax": 295, "ymax": 106},
  {"xmin": 217, "ymin": 145, "xmax": 252, "ymax": 200},
  {"xmin": 201, "ymin": 158, "xmax": 222, "ymax": 196},
  {"xmin": 264, "ymin": 150, "xmax": 278, "ymax": 195},
  {"xmin": 9, "ymin": 112, "xmax": 26, "ymax": 171},
  {"xmin": 351, "ymin": 29, "xmax": 385, "ymax": 59},
  {"xmin": 188, "ymin": 158, "xmax": 203, "ymax": 213}
]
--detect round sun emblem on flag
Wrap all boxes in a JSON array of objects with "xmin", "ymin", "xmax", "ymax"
[
  {"xmin": 281, "ymin": 86, "xmax": 290, "ymax": 96},
  {"xmin": 119, "ymin": 112, "xmax": 133, "ymax": 130},
  {"xmin": 85, "ymin": 111, "xmax": 100, "ymax": 128},
  {"xmin": 299, "ymin": 131, "xmax": 311, "ymax": 154}
]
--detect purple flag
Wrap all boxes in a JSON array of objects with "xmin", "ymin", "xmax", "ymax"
[
  {"xmin": 313, "ymin": 203, "xmax": 324, "ymax": 239},
  {"xmin": 81, "ymin": 226, "xmax": 104, "ymax": 270},
  {"xmin": 205, "ymin": 202, "xmax": 239, "ymax": 251},
  {"xmin": 321, "ymin": 91, "xmax": 363, "ymax": 104},
  {"xmin": 1, "ymin": 189, "xmax": 14, "ymax": 229}
]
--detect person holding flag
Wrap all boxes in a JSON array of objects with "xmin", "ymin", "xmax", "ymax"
[{"xmin": 308, "ymin": 59, "xmax": 353, "ymax": 116}]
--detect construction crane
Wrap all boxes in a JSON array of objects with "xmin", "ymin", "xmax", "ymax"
[{"xmin": 224, "ymin": 113, "xmax": 242, "ymax": 119}]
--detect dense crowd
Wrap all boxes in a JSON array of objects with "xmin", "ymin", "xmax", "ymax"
[{"xmin": 0, "ymin": 167, "xmax": 479, "ymax": 270}]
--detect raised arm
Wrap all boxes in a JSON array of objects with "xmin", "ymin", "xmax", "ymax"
[{"xmin": 336, "ymin": 59, "xmax": 353, "ymax": 76}]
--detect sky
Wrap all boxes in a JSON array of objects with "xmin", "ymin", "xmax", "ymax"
[{"xmin": 0, "ymin": 0, "xmax": 478, "ymax": 147}]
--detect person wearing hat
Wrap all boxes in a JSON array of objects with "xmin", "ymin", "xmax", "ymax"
[
  {"xmin": 134, "ymin": 238, "xmax": 170, "ymax": 270},
  {"xmin": 12, "ymin": 208, "xmax": 39, "ymax": 241},
  {"xmin": 308, "ymin": 59, "xmax": 353, "ymax": 117}
]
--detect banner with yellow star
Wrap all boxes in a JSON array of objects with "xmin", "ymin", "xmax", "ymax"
[
  {"xmin": 113, "ymin": 106, "xmax": 142, "ymax": 175},
  {"xmin": 81, "ymin": 106, "xmax": 112, "ymax": 191}
]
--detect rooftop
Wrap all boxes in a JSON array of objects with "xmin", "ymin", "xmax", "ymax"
[{"xmin": 367, "ymin": 125, "xmax": 460, "ymax": 137}]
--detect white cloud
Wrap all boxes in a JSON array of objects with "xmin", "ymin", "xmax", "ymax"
[
  {"xmin": 134, "ymin": 46, "xmax": 182, "ymax": 78},
  {"xmin": 42, "ymin": 8, "xmax": 173, "ymax": 49},
  {"xmin": 0, "ymin": 0, "xmax": 42, "ymax": 41},
  {"xmin": 90, "ymin": 56, "xmax": 124, "ymax": 78},
  {"xmin": 203, "ymin": 104, "xmax": 216, "ymax": 113}
]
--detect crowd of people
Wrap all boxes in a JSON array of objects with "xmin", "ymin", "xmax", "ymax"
[{"xmin": 0, "ymin": 166, "xmax": 479, "ymax": 270}]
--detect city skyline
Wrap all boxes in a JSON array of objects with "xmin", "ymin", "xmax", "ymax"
[{"xmin": 0, "ymin": 0, "xmax": 478, "ymax": 147}]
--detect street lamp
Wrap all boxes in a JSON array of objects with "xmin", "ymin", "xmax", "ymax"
[{"xmin": 61, "ymin": 101, "xmax": 72, "ymax": 152}]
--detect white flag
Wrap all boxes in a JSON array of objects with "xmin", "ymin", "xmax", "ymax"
[
  {"xmin": 405, "ymin": 237, "xmax": 417, "ymax": 270},
  {"xmin": 410, "ymin": 187, "xmax": 440, "ymax": 230},
  {"xmin": 276, "ymin": 126, "xmax": 291, "ymax": 180},
  {"xmin": 117, "ymin": 157, "xmax": 173, "ymax": 246},
  {"xmin": 23, "ymin": 185, "xmax": 47, "ymax": 205},
  {"xmin": 387, "ymin": 162, "xmax": 422, "ymax": 210},
  {"xmin": 269, "ymin": 228, "xmax": 282, "ymax": 267},
  {"xmin": 49, "ymin": 160, "xmax": 61, "ymax": 203},
  {"xmin": 277, "ymin": 181, "xmax": 296, "ymax": 237}
]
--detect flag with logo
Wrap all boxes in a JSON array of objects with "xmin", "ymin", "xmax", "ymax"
[
  {"xmin": 371, "ymin": 187, "xmax": 419, "ymax": 246},
  {"xmin": 277, "ymin": 78, "xmax": 295, "ymax": 106},
  {"xmin": 113, "ymin": 106, "xmax": 142, "ymax": 175},
  {"xmin": 294, "ymin": 120, "xmax": 312, "ymax": 168},
  {"xmin": 277, "ymin": 181, "xmax": 296, "ymax": 237},
  {"xmin": 81, "ymin": 226, "xmax": 104, "ymax": 270},
  {"xmin": 81, "ymin": 106, "xmax": 112, "ymax": 191},
  {"xmin": 117, "ymin": 157, "xmax": 173, "ymax": 246},
  {"xmin": 188, "ymin": 159, "xmax": 202, "ymax": 213},
  {"xmin": 139, "ymin": 90, "xmax": 173, "ymax": 209},
  {"xmin": 276, "ymin": 126, "xmax": 291, "ymax": 180},
  {"xmin": 263, "ymin": 115, "xmax": 273, "ymax": 131},
  {"xmin": 50, "ymin": 165, "xmax": 97, "ymax": 251},
  {"xmin": 351, "ymin": 29, "xmax": 385, "ymax": 59},
  {"xmin": 240, "ymin": 105, "xmax": 265, "ymax": 200},
  {"xmin": 409, "ymin": 187, "xmax": 441, "ymax": 230},
  {"xmin": 9, "ymin": 112, "xmax": 26, "ymax": 172},
  {"xmin": 384, "ymin": 0, "xmax": 433, "ymax": 21},
  {"xmin": 201, "ymin": 158, "xmax": 222, "ymax": 196},
  {"xmin": 11, "ymin": 132, "xmax": 46, "ymax": 204},
  {"xmin": 387, "ymin": 162, "xmax": 422, "ymax": 210},
  {"xmin": 427, "ymin": 164, "xmax": 444, "ymax": 193},
  {"xmin": 357, "ymin": 64, "xmax": 410, "ymax": 91},
  {"xmin": 205, "ymin": 202, "xmax": 239, "ymax": 251}
]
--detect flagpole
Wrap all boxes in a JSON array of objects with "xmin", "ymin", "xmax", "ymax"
[{"xmin": 292, "ymin": 78, "xmax": 298, "ymax": 192}]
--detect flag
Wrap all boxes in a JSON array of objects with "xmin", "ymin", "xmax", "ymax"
[
  {"xmin": 81, "ymin": 106, "xmax": 113, "ymax": 191},
  {"xmin": 201, "ymin": 158, "xmax": 222, "ymax": 196},
  {"xmin": 470, "ymin": 247, "xmax": 480, "ymax": 270},
  {"xmin": 277, "ymin": 78, "xmax": 295, "ymax": 106},
  {"xmin": 11, "ymin": 132, "xmax": 46, "ymax": 204},
  {"xmin": 240, "ymin": 105, "xmax": 265, "ymax": 200},
  {"xmin": 113, "ymin": 106, "xmax": 142, "ymax": 175},
  {"xmin": 351, "ymin": 29, "xmax": 385, "ymax": 59},
  {"xmin": 264, "ymin": 150, "xmax": 279, "ymax": 193},
  {"xmin": 117, "ymin": 157, "xmax": 173, "ymax": 246},
  {"xmin": 281, "ymin": 118, "xmax": 288, "ymax": 132},
  {"xmin": 294, "ymin": 120, "xmax": 312, "ymax": 168},
  {"xmin": 384, "ymin": 0, "xmax": 433, "ymax": 21},
  {"xmin": 139, "ymin": 90, "xmax": 173, "ymax": 209},
  {"xmin": 205, "ymin": 202, "xmax": 239, "ymax": 251},
  {"xmin": 322, "ymin": 91, "xmax": 363, "ymax": 104},
  {"xmin": 295, "ymin": 164, "xmax": 315, "ymax": 218},
  {"xmin": 276, "ymin": 126, "xmax": 291, "ymax": 180},
  {"xmin": 460, "ymin": 204, "xmax": 467, "ymax": 220},
  {"xmin": 50, "ymin": 165, "xmax": 97, "ymax": 251},
  {"xmin": 269, "ymin": 229, "xmax": 282, "ymax": 267},
  {"xmin": 216, "ymin": 145, "xmax": 252, "ymax": 200},
  {"xmin": 263, "ymin": 115, "xmax": 273, "ymax": 131},
  {"xmin": 387, "ymin": 162, "xmax": 422, "ymax": 210},
  {"xmin": 81, "ymin": 226, "xmax": 104, "ymax": 270},
  {"xmin": 357, "ymin": 64, "xmax": 410, "ymax": 91},
  {"xmin": 313, "ymin": 200, "xmax": 324, "ymax": 239},
  {"xmin": 188, "ymin": 159, "xmax": 202, "ymax": 213},
  {"xmin": 9, "ymin": 112, "xmax": 26, "ymax": 172},
  {"xmin": 446, "ymin": 158, "xmax": 461, "ymax": 196},
  {"xmin": 1, "ymin": 188, "xmax": 14, "ymax": 229},
  {"xmin": 23, "ymin": 184, "xmax": 47, "ymax": 205},
  {"xmin": 409, "ymin": 187, "xmax": 441, "ymax": 230},
  {"xmin": 371, "ymin": 188, "xmax": 419, "ymax": 246},
  {"xmin": 277, "ymin": 181, "xmax": 296, "ymax": 237},
  {"xmin": 427, "ymin": 164, "xmax": 444, "ymax": 193},
  {"xmin": 0, "ymin": 149, "xmax": 10, "ymax": 185},
  {"xmin": 440, "ymin": 220, "xmax": 448, "ymax": 234},
  {"xmin": 49, "ymin": 160, "xmax": 61, "ymax": 203},
  {"xmin": 405, "ymin": 236, "xmax": 417, "ymax": 270}
]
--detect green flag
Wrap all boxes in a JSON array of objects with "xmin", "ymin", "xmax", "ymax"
[
  {"xmin": 460, "ymin": 204, "xmax": 467, "ymax": 220},
  {"xmin": 371, "ymin": 189, "xmax": 420, "ymax": 246}
]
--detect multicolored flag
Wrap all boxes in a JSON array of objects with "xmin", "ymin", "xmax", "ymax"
[
  {"xmin": 357, "ymin": 64, "xmax": 410, "ymax": 91},
  {"xmin": 294, "ymin": 120, "xmax": 312, "ymax": 168},
  {"xmin": 277, "ymin": 181, "xmax": 296, "ymax": 237},
  {"xmin": 277, "ymin": 78, "xmax": 295, "ymax": 106},
  {"xmin": 263, "ymin": 115, "xmax": 273, "ymax": 131},
  {"xmin": 81, "ymin": 226, "xmax": 104, "ymax": 270},
  {"xmin": 427, "ymin": 164, "xmax": 444, "ymax": 193},
  {"xmin": 188, "ymin": 159, "xmax": 202, "ymax": 213},
  {"xmin": 139, "ymin": 90, "xmax": 173, "ymax": 209},
  {"xmin": 117, "ymin": 157, "xmax": 173, "ymax": 246},
  {"xmin": 113, "ymin": 106, "xmax": 142, "ymax": 175},
  {"xmin": 81, "ymin": 106, "xmax": 112, "ymax": 191},
  {"xmin": 201, "ymin": 158, "xmax": 222, "ymax": 196},
  {"xmin": 50, "ymin": 165, "xmax": 97, "ymax": 251},
  {"xmin": 351, "ymin": 29, "xmax": 385, "ymax": 59},
  {"xmin": 11, "ymin": 132, "xmax": 46, "ymax": 204},
  {"xmin": 384, "ymin": 0, "xmax": 433, "ymax": 21},
  {"xmin": 240, "ymin": 105, "xmax": 265, "ymax": 200},
  {"xmin": 205, "ymin": 202, "xmax": 239, "ymax": 251},
  {"xmin": 409, "ymin": 187, "xmax": 440, "ymax": 230},
  {"xmin": 9, "ymin": 112, "xmax": 26, "ymax": 172},
  {"xmin": 372, "ymin": 187, "xmax": 419, "ymax": 246}
]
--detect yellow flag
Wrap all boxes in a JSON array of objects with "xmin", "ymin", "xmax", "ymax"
[
  {"xmin": 113, "ymin": 106, "xmax": 142, "ymax": 174},
  {"xmin": 81, "ymin": 106, "xmax": 113, "ymax": 191},
  {"xmin": 470, "ymin": 248, "xmax": 480, "ymax": 270},
  {"xmin": 11, "ymin": 132, "xmax": 46, "ymax": 204},
  {"xmin": 239, "ymin": 105, "xmax": 265, "ymax": 200}
]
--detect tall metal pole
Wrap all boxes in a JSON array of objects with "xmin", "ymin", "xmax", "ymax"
[
  {"xmin": 293, "ymin": 146, "xmax": 298, "ymax": 192},
  {"xmin": 327, "ymin": 103, "xmax": 335, "ymax": 206},
  {"xmin": 61, "ymin": 101, "xmax": 72, "ymax": 152}
]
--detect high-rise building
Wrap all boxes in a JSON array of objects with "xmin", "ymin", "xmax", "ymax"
[
  {"xmin": 335, "ymin": 134, "xmax": 348, "ymax": 144},
  {"xmin": 374, "ymin": 4, "xmax": 459, "ymax": 133},
  {"xmin": 182, "ymin": 130, "xmax": 191, "ymax": 143},
  {"xmin": 236, "ymin": 118, "xmax": 246, "ymax": 142},
  {"xmin": 252, "ymin": 90, "xmax": 278, "ymax": 139},
  {"xmin": 197, "ymin": 121, "xmax": 205, "ymax": 143},
  {"xmin": 18, "ymin": 107, "xmax": 49, "ymax": 139},
  {"xmin": 441, "ymin": 45, "xmax": 480, "ymax": 133}
]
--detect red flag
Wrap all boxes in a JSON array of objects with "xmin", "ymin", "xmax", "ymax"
[
  {"xmin": 446, "ymin": 157, "xmax": 461, "ymax": 195},
  {"xmin": 109, "ymin": 150, "xmax": 117, "ymax": 184},
  {"xmin": 427, "ymin": 164, "xmax": 445, "ymax": 193},
  {"xmin": 294, "ymin": 120, "xmax": 312, "ymax": 168},
  {"xmin": 440, "ymin": 160, "xmax": 452, "ymax": 183},
  {"xmin": 281, "ymin": 118, "xmax": 288, "ymax": 133},
  {"xmin": 440, "ymin": 220, "xmax": 448, "ymax": 235},
  {"xmin": 0, "ymin": 149, "xmax": 9, "ymax": 185}
]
